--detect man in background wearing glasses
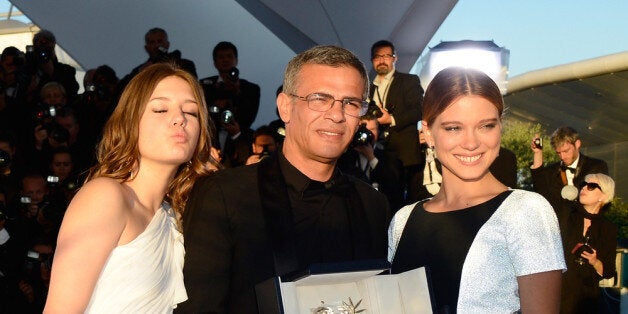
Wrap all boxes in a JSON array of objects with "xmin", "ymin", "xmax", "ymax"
[
  {"xmin": 530, "ymin": 126, "xmax": 608, "ymax": 212},
  {"xmin": 369, "ymin": 40, "xmax": 424, "ymax": 211},
  {"xmin": 178, "ymin": 45, "xmax": 390, "ymax": 313}
]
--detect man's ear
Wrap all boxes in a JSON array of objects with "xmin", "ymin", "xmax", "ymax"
[
  {"xmin": 574, "ymin": 139, "xmax": 582, "ymax": 151},
  {"xmin": 277, "ymin": 92, "xmax": 292, "ymax": 123}
]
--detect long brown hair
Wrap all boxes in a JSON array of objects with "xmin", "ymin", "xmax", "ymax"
[{"xmin": 87, "ymin": 62, "xmax": 215, "ymax": 224}]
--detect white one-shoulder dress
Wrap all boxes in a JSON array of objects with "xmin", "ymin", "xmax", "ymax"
[{"xmin": 85, "ymin": 203, "xmax": 187, "ymax": 313}]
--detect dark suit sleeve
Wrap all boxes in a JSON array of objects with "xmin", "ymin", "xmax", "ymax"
[
  {"xmin": 599, "ymin": 221, "xmax": 618, "ymax": 279},
  {"xmin": 233, "ymin": 80, "xmax": 261, "ymax": 130},
  {"xmin": 531, "ymin": 165, "xmax": 551, "ymax": 195},
  {"xmin": 490, "ymin": 147, "xmax": 518, "ymax": 188},
  {"xmin": 586, "ymin": 158, "xmax": 608, "ymax": 176},
  {"xmin": 390, "ymin": 74, "xmax": 422, "ymax": 131},
  {"xmin": 177, "ymin": 176, "xmax": 232, "ymax": 313}
]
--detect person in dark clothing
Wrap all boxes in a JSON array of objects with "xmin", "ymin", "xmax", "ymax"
[
  {"xmin": 178, "ymin": 45, "xmax": 390, "ymax": 313},
  {"xmin": 118, "ymin": 28, "xmax": 197, "ymax": 95},
  {"xmin": 531, "ymin": 126, "xmax": 608, "ymax": 213},
  {"xmin": 388, "ymin": 67, "xmax": 564, "ymax": 313},
  {"xmin": 369, "ymin": 40, "xmax": 423, "ymax": 205},
  {"xmin": 30, "ymin": 30, "xmax": 80, "ymax": 103},
  {"xmin": 490, "ymin": 146, "xmax": 518, "ymax": 188},
  {"xmin": 200, "ymin": 41, "xmax": 261, "ymax": 131},
  {"xmin": 338, "ymin": 115, "xmax": 404, "ymax": 211},
  {"xmin": 557, "ymin": 173, "xmax": 617, "ymax": 314}
]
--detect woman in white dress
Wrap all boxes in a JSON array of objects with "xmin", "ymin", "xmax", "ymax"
[{"xmin": 44, "ymin": 63, "xmax": 215, "ymax": 313}]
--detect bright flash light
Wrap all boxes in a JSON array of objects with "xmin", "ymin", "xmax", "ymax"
[{"xmin": 417, "ymin": 41, "xmax": 510, "ymax": 94}]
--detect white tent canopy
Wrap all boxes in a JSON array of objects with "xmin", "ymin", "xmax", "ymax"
[{"xmin": 6, "ymin": 0, "xmax": 457, "ymax": 127}]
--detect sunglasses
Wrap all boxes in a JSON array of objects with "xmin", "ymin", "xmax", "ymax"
[{"xmin": 579, "ymin": 181, "xmax": 602, "ymax": 192}]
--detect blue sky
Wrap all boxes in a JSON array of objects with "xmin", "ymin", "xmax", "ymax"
[{"xmin": 418, "ymin": 0, "xmax": 628, "ymax": 77}]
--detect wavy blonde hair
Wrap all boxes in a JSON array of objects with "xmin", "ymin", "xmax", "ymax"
[{"xmin": 87, "ymin": 62, "xmax": 216, "ymax": 227}]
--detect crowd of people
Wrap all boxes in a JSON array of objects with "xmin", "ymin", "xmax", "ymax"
[{"xmin": 0, "ymin": 28, "xmax": 619, "ymax": 313}]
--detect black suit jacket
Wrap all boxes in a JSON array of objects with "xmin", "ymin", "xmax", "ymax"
[
  {"xmin": 369, "ymin": 71, "xmax": 423, "ymax": 167},
  {"xmin": 489, "ymin": 147, "xmax": 518, "ymax": 188},
  {"xmin": 531, "ymin": 153, "xmax": 608, "ymax": 211},
  {"xmin": 338, "ymin": 146, "xmax": 404, "ymax": 211},
  {"xmin": 200, "ymin": 76, "xmax": 261, "ymax": 130},
  {"xmin": 177, "ymin": 154, "xmax": 390, "ymax": 313}
]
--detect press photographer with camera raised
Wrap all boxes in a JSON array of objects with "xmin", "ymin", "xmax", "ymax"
[
  {"xmin": 201, "ymin": 42, "xmax": 260, "ymax": 168},
  {"xmin": 368, "ymin": 40, "xmax": 423, "ymax": 210},
  {"xmin": 530, "ymin": 126, "xmax": 608, "ymax": 212},
  {"xmin": 28, "ymin": 30, "xmax": 79, "ymax": 102},
  {"xmin": 118, "ymin": 28, "xmax": 197, "ymax": 95},
  {"xmin": 338, "ymin": 103, "xmax": 404, "ymax": 210},
  {"xmin": 244, "ymin": 125, "xmax": 278, "ymax": 165},
  {"xmin": 201, "ymin": 41, "xmax": 260, "ymax": 131}
]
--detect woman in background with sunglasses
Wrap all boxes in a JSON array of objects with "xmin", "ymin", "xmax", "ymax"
[{"xmin": 558, "ymin": 173, "xmax": 617, "ymax": 313}]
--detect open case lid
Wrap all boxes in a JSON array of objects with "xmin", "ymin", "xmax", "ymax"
[{"xmin": 281, "ymin": 259, "xmax": 390, "ymax": 284}]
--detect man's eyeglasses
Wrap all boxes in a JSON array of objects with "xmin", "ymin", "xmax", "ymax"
[
  {"xmin": 579, "ymin": 181, "xmax": 602, "ymax": 192},
  {"xmin": 372, "ymin": 54, "xmax": 395, "ymax": 61},
  {"xmin": 289, "ymin": 93, "xmax": 368, "ymax": 118}
]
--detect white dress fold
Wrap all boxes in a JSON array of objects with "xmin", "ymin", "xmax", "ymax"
[{"xmin": 85, "ymin": 203, "xmax": 187, "ymax": 313}]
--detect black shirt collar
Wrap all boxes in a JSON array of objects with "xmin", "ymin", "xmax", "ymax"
[{"xmin": 278, "ymin": 151, "xmax": 343, "ymax": 197}]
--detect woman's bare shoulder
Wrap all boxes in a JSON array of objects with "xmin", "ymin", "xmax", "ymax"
[{"xmin": 62, "ymin": 177, "xmax": 131, "ymax": 227}]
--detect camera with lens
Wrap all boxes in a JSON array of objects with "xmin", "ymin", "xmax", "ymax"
[
  {"xmin": 533, "ymin": 137, "xmax": 543, "ymax": 149},
  {"xmin": 208, "ymin": 105, "xmax": 235, "ymax": 125},
  {"xmin": 46, "ymin": 175, "xmax": 60, "ymax": 188},
  {"xmin": 351, "ymin": 123, "xmax": 374, "ymax": 147},
  {"xmin": 25, "ymin": 45, "xmax": 52, "ymax": 65},
  {"xmin": 0, "ymin": 149, "xmax": 11, "ymax": 174},
  {"xmin": 363, "ymin": 100, "xmax": 383, "ymax": 120},
  {"xmin": 23, "ymin": 250, "xmax": 53, "ymax": 278},
  {"xmin": 82, "ymin": 82, "xmax": 110, "ymax": 103},
  {"xmin": 226, "ymin": 66, "xmax": 239, "ymax": 83},
  {"xmin": 44, "ymin": 122, "xmax": 70, "ymax": 144},
  {"xmin": 33, "ymin": 102, "xmax": 56, "ymax": 121}
]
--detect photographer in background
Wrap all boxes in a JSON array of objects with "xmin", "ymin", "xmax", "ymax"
[
  {"xmin": 0, "ymin": 132, "xmax": 27, "ymax": 203},
  {"xmin": 29, "ymin": 30, "xmax": 79, "ymax": 103},
  {"xmin": 46, "ymin": 147, "xmax": 81, "ymax": 207},
  {"xmin": 118, "ymin": 28, "xmax": 197, "ymax": 94},
  {"xmin": 338, "ymin": 103, "xmax": 404, "ymax": 211},
  {"xmin": 530, "ymin": 126, "xmax": 608, "ymax": 213},
  {"xmin": 13, "ymin": 237, "xmax": 55, "ymax": 313},
  {"xmin": 201, "ymin": 41, "xmax": 260, "ymax": 131},
  {"xmin": 368, "ymin": 40, "xmax": 423, "ymax": 207},
  {"xmin": 8, "ymin": 174, "xmax": 64, "ymax": 242},
  {"xmin": 74, "ymin": 65, "xmax": 119, "ymax": 145},
  {"xmin": 245, "ymin": 125, "xmax": 278, "ymax": 165},
  {"xmin": 201, "ymin": 42, "xmax": 259, "ymax": 168}
]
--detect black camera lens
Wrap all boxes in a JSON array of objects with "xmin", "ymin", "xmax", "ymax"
[
  {"xmin": 49, "ymin": 124, "xmax": 70, "ymax": 143},
  {"xmin": 352, "ymin": 124, "xmax": 374, "ymax": 147},
  {"xmin": 227, "ymin": 67, "xmax": 239, "ymax": 82},
  {"xmin": 534, "ymin": 138, "xmax": 543, "ymax": 149},
  {"xmin": 0, "ymin": 149, "xmax": 11, "ymax": 169}
]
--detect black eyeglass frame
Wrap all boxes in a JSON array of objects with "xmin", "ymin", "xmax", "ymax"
[
  {"xmin": 579, "ymin": 181, "xmax": 602, "ymax": 192},
  {"xmin": 372, "ymin": 54, "xmax": 396, "ymax": 61},
  {"xmin": 289, "ymin": 92, "xmax": 369, "ymax": 118}
]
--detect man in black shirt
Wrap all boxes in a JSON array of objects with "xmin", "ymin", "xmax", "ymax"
[{"xmin": 178, "ymin": 45, "xmax": 391, "ymax": 313}]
